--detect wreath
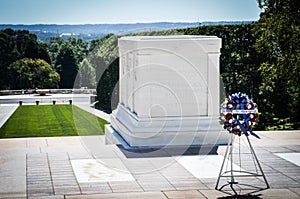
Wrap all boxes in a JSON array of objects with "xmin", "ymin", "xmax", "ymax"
[{"xmin": 221, "ymin": 92, "xmax": 260, "ymax": 138}]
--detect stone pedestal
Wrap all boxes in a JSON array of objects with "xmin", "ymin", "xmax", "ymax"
[{"xmin": 105, "ymin": 36, "xmax": 228, "ymax": 148}]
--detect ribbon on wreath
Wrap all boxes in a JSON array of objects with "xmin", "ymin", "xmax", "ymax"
[{"xmin": 221, "ymin": 92, "xmax": 260, "ymax": 139}]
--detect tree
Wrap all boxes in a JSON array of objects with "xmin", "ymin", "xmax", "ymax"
[
  {"xmin": 55, "ymin": 44, "xmax": 78, "ymax": 88},
  {"xmin": 46, "ymin": 37, "xmax": 89, "ymax": 88},
  {"xmin": 78, "ymin": 59, "xmax": 96, "ymax": 88},
  {"xmin": 37, "ymin": 43, "xmax": 52, "ymax": 65},
  {"xmin": 96, "ymin": 58, "xmax": 119, "ymax": 112},
  {"xmin": 8, "ymin": 58, "xmax": 60, "ymax": 89},
  {"xmin": 66, "ymin": 37, "xmax": 89, "ymax": 64},
  {"xmin": 255, "ymin": 0, "xmax": 300, "ymax": 129},
  {"xmin": 45, "ymin": 37, "xmax": 65, "ymax": 65},
  {"xmin": 89, "ymin": 33, "xmax": 114, "ymax": 52},
  {"xmin": 0, "ymin": 29, "xmax": 52, "ymax": 89},
  {"xmin": 89, "ymin": 34, "xmax": 119, "ymax": 112},
  {"xmin": 181, "ymin": 24, "xmax": 262, "ymax": 98}
]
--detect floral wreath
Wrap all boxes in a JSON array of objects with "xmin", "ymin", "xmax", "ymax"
[{"xmin": 221, "ymin": 92, "xmax": 260, "ymax": 138}]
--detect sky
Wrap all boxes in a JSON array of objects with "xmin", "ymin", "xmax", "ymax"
[{"xmin": 0, "ymin": 0, "xmax": 261, "ymax": 24}]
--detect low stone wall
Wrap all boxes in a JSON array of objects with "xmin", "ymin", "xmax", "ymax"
[
  {"xmin": 0, "ymin": 89, "xmax": 96, "ymax": 96},
  {"xmin": 0, "ymin": 95, "xmax": 94, "ymax": 105}
]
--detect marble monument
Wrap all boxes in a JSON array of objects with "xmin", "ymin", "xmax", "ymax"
[{"xmin": 105, "ymin": 35, "xmax": 228, "ymax": 147}]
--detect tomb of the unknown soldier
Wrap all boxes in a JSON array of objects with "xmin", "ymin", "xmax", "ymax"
[{"xmin": 106, "ymin": 35, "xmax": 229, "ymax": 147}]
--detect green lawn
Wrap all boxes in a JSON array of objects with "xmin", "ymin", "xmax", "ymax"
[{"xmin": 0, "ymin": 105, "xmax": 108, "ymax": 138}]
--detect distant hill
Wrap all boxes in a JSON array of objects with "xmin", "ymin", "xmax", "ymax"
[{"xmin": 0, "ymin": 21, "xmax": 253, "ymax": 42}]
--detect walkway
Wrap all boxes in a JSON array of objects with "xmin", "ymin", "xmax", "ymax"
[
  {"xmin": 74, "ymin": 103, "xmax": 110, "ymax": 122},
  {"xmin": 0, "ymin": 104, "xmax": 18, "ymax": 128},
  {"xmin": 0, "ymin": 131, "xmax": 299, "ymax": 198}
]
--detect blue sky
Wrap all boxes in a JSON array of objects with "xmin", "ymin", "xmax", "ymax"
[{"xmin": 0, "ymin": 0, "xmax": 261, "ymax": 24}]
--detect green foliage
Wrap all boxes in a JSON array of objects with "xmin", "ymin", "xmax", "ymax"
[
  {"xmin": 255, "ymin": 0, "xmax": 300, "ymax": 129},
  {"xmin": 66, "ymin": 37, "xmax": 89, "ymax": 64},
  {"xmin": 130, "ymin": 29, "xmax": 183, "ymax": 36},
  {"xmin": 264, "ymin": 118, "xmax": 293, "ymax": 130},
  {"xmin": 88, "ymin": 34, "xmax": 119, "ymax": 112},
  {"xmin": 8, "ymin": 58, "xmax": 60, "ymax": 89},
  {"xmin": 78, "ymin": 58, "xmax": 96, "ymax": 88},
  {"xmin": 0, "ymin": 105, "xmax": 108, "ymax": 138},
  {"xmin": 180, "ymin": 24, "xmax": 262, "ymax": 98},
  {"xmin": 46, "ymin": 37, "xmax": 89, "ymax": 88},
  {"xmin": 55, "ymin": 43, "xmax": 78, "ymax": 88},
  {"xmin": 0, "ymin": 29, "xmax": 51, "ymax": 89},
  {"xmin": 96, "ymin": 58, "xmax": 119, "ymax": 112},
  {"xmin": 89, "ymin": 33, "xmax": 115, "ymax": 52},
  {"xmin": 47, "ymin": 37, "xmax": 65, "ymax": 66}
]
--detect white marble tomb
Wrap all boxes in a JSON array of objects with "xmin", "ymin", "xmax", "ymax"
[{"xmin": 105, "ymin": 35, "xmax": 229, "ymax": 147}]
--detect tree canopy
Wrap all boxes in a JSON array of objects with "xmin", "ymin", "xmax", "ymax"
[
  {"xmin": 47, "ymin": 37, "xmax": 89, "ymax": 88},
  {"xmin": 0, "ymin": 29, "xmax": 51, "ymax": 89},
  {"xmin": 9, "ymin": 58, "xmax": 59, "ymax": 89},
  {"xmin": 55, "ymin": 43, "xmax": 78, "ymax": 88},
  {"xmin": 254, "ymin": 0, "xmax": 300, "ymax": 129}
]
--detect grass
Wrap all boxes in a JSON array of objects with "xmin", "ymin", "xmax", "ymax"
[{"xmin": 0, "ymin": 104, "xmax": 109, "ymax": 138}]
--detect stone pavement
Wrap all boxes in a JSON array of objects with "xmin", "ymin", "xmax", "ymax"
[
  {"xmin": 74, "ymin": 103, "xmax": 110, "ymax": 122},
  {"xmin": 0, "ymin": 105, "xmax": 18, "ymax": 128},
  {"xmin": 0, "ymin": 131, "xmax": 299, "ymax": 199}
]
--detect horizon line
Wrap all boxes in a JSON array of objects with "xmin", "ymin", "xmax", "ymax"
[{"xmin": 0, "ymin": 20, "xmax": 256, "ymax": 26}]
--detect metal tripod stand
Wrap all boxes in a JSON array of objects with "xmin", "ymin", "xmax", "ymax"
[{"xmin": 215, "ymin": 133, "xmax": 270, "ymax": 195}]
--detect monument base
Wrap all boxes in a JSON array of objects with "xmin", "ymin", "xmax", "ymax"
[{"xmin": 105, "ymin": 104, "xmax": 229, "ymax": 148}]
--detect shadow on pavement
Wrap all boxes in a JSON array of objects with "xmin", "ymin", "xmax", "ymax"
[
  {"xmin": 117, "ymin": 144, "xmax": 219, "ymax": 158},
  {"xmin": 218, "ymin": 194, "xmax": 262, "ymax": 199}
]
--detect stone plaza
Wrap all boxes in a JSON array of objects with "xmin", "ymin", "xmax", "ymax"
[
  {"xmin": 0, "ymin": 99, "xmax": 300, "ymax": 198},
  {"xmin": 0, "ymin": 123, "xmax": 299, "ymax": 198}
]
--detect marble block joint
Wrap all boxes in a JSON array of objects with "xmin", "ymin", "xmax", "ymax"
[{"xmin": 105, "ymin": 35, "xmax": 229, "ymax": 148}]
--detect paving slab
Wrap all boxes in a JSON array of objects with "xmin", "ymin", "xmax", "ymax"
[
  {"xmin": 137, "ymin": 179, "xmax": 176, "ymax": 192},
  {"xmin": 164, "ymin": 190, "xmax": 206, "ymax": 199},
  {"xmin": 289, "ymin": 188, "xmax": 300, "ymax": 196},
  {"xmin": 0, "ymin": 176, "xmax": 26, "ymax": 198},
  {"xmin": 71, "ymin": 159, "xmax": 135, "ymax": 183},
  {"xmin": 199, "ymin": 189, "xmax": 227, "ymax": 198},
  {"xmin": 176, "ymin": 154, "xmax": 242, "ymax": 179},
  {"xmin": 79, "ymin": 182, "xmax": 112, "ymax": 194},
  {"xmin": 260, "ymin": 188, "xmax": 300, "ymax": 199},
  {"xmin": 0, "ymin": 104, "xmax": 18, "ymax": 128},
  {"xmin": 275, "ymin": 152, "xmax": 300, "ymax": 166},
  {"xmin": 28, "ymin": 196, "xmax": 64, "ymax": 199},
  {"xmin": 65, "ymin": 191, "xmax": 167, "ymax": 199},
  {"xmin": 0, "ymin": 131, "xmax": 299, "ymax": 198},
  {"xmin": 170, "ymin": 179, "xmax": 208, "ymax": 190},
  {"xmin": 108, "ymin": 181, "xmax": 143, "ymax": 193}
]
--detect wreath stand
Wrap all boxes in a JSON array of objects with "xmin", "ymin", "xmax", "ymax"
[
  {"xmin": 215, "ymin": 93, "xmax": 270, "ymax": 195},
  {"xmin": 215, "ymin": 134, "xmax": 270, "ymax": 195}
]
